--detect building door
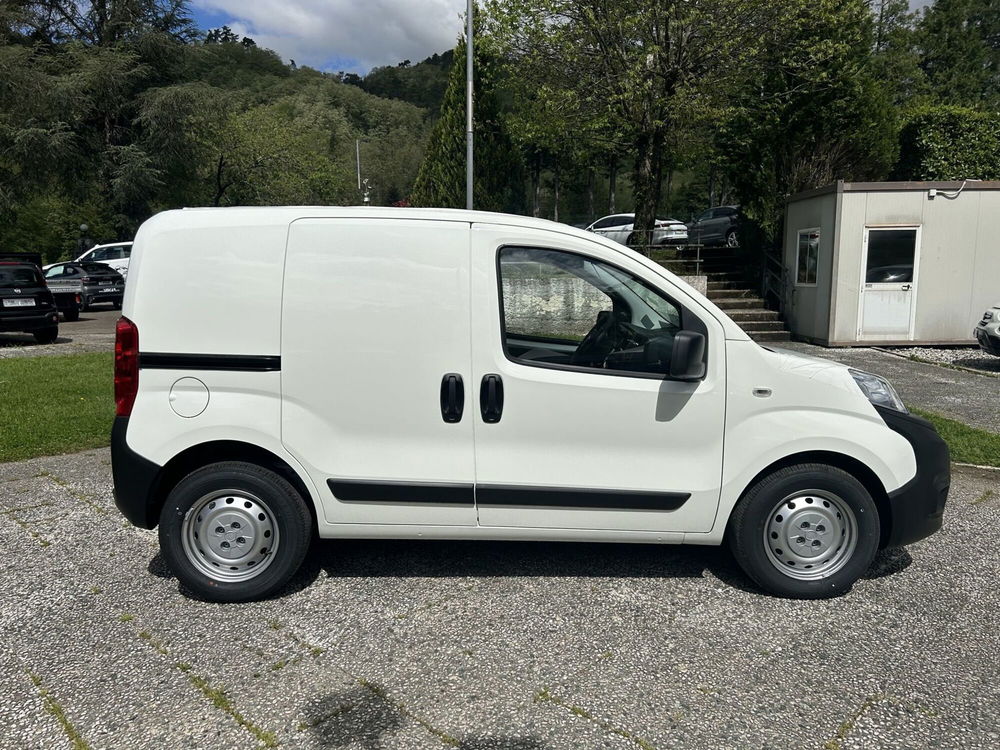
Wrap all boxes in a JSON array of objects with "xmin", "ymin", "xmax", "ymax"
[{"xmin": 859, "ymin": 227, "xmax": 919, "ymax": 341}]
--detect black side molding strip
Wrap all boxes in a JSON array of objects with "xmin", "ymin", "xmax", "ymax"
[
  {"xmin": 476, "ymin": 485, "xmax": 690, "ymax": 511},
  {"xmin": 139, "ymin": 353, "xmax": 281, "ymax": 372},
  {"xmin": 328, "ymin": 479, "xmax": 475, "ymax": 505}
]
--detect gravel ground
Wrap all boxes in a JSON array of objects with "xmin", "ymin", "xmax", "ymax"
[
  {"xmin": 883, "ymin": 346, "xmax": 1000, "ymax": 376},
  {"xmin": 0, "ymin": 308, "xmax": 117, "ymax": 359},
  {"xmin": 1, "ymin": 449, "xmax": 998, "ymax": 749},
  {"xmin": 779, "ymin": 342, "xmax": 1000, "ymax": 435}
]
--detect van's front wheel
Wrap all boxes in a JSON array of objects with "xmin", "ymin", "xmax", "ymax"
[
  {"xmin": 159, "ymin": 462, "xmax": 313, "ymax": 602},
  {"xmin": 728, "ymin": 464, "xmax": 880, "ymax": 599}
]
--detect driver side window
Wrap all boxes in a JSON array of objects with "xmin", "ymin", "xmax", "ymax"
[{"xmin": 498, "ymin": 246, "xmax": 684, "ymax": 377}]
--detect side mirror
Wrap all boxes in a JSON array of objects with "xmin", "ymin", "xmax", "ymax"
[{"xmin": 669, "ymin": 331, "xmax": 706, "ymax": 381}]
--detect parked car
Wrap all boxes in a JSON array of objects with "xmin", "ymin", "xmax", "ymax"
[
  {"xmin": 75, "ymin": 241, "xmax": 132, "ymax": 279},
  {"xmin": 0, "ymin": 262, "xmax": 59, "ymax": 343},
  {"xmin": 687, "ymin": 205, "xmax": 740, "ymax": 247},
  {"xmin": 112, "ymin": 207, "xmax": 949, "ymax": 603},
  {"xmin": 585, "ymin": 213, "xmax": 688, "ymax": 246},
  {"xmin": 44, "ymin": 261, "xmax": 124, "ymax": 311},
  {"xmin": 2, "ymin": 252, "xmax": 81, "ymax": 321},
  {"xmin": 975, "ymin": 303, "xmax": 1000, "ymax": 356}
]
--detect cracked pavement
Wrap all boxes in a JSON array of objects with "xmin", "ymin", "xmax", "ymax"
[{"xmin": 1, "ymin": 450, "xmax": 998, "ymax": 749}]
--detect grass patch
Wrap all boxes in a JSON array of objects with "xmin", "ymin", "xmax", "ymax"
[
  {"xmin": 0, "ymin": 353, "xmax": 113, "ymax": 463},
  {"xmin": 909, "ymin": 407, "xmax": 1000, "ymax": 468}
]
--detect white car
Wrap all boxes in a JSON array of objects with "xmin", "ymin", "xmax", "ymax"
[
  {"xmin": 76, "ymin": 241, "xmax": 132, "ymax": 279},
  {"xmin": 111, "ymin": 207, "xmax": 948, "ymax": 602},
  {"xmin": 585, "ymin": 213, "xmax": 688, "ymax": 246}
]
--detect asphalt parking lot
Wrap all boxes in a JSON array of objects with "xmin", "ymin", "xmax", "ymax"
[
  {"xmin": 1, "ymin": 449, "xmax": 998, "ymax": 749},
  {"xmin": 0, "ymin": 307, "xmax": 118, "ymax": 359}
]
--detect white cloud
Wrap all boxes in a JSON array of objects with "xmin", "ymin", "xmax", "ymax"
[{"xmin": 194, "ymin": 0, "xmax": 467, "ymax": 73}]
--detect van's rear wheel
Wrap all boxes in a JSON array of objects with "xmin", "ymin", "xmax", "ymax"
[
  {"xmin": 159, "ymin": 462, "xmax": 313, "ymax": 602},
  {"xmin": 728, "ymin": 464, "xmax": 879, "ymax": 599}
]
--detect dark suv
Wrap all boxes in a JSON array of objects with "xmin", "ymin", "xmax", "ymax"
[
  {"xmin": 687, "ymin": 205, "xmax": 741, "ymax": 247},
  {"xmin": 0, "ymin": 263, "xmax": 59, "ymax": 343}
]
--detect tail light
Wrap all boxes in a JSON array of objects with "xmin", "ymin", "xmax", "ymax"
[{"xmin": 115, "ymin": 317, "xmax": 139, "ymax": 417}]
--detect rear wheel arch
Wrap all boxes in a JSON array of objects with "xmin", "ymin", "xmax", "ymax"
[
  {"xmin": 729, "ymin": 450, "xmax": 893, "ymax": 547},
  {"xmin": 150, "ymin": 441, "xmax": 319, "ymax": 533}
]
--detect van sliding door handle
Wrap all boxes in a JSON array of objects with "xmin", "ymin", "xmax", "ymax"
[
  {"xmin": 480, "ymin": 374, "xmax": 504, "ymax": 423},
  {"xmin": 440, "ymin": 373, "xmax": 464, "ymax": 423}
]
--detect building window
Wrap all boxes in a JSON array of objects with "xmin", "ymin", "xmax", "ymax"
[{"xmin": 796, "ymin": 228, "xmax": 819, "ymax": 286}]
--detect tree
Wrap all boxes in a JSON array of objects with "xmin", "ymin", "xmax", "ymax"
[
  {"xmin": 410, "ymin": 34, "xmax": 523, "ymax": 212},
  {"xmin": 916, "ymin": 0, "xmax": 1000, "ymax": 108},
  {"xmin": 486, "ymin": 0, "xmax": 816, "ymax": 236},
  {"xmin": 719, "ymin": 0, "xmax": 897, "ymax": 237}
]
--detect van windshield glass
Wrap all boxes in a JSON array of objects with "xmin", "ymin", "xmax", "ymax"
[{"xmin": 0, "ymin": 266, "xmax": 42, "ymax": 288}]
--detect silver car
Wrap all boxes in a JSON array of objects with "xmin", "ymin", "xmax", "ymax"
[
  {"xmin": 975, "ymin": 303, "xmax": 1000, "ymax": 356},
  {"xmin": 585, "ymin": 213, "xmax": 688, "ymax": 246}
]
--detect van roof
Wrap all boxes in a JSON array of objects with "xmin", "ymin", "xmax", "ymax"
[{"xmin": 148, "ymin": 206, "xmax": 581, "ymax": 235}]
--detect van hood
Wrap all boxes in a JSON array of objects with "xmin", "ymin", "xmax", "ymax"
[{"xmin": 760, "ymin": 345, "xmax": 859, "ymax": 394}]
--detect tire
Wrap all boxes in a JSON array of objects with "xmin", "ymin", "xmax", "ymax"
[
  {"xmin": 626, "ymin": 232, "xmax": 638, "ymax": 247},
  {"xmin": 727, "ymin": 463, "xmax": 879, "ymax": 599},
  {"xmin": 158, "ymin": 461, "xmax": 313, "ymax": 602},
  {"xmin": 64, "ymin": 309, "xmax": 79, "ymax": 323},
  {"xmin": 32, "ymin": 326, "xmax": 58, "ymax": 344},
  {"xmin": 80, "ymin": 297, "xmax": 89, "ymax": 312},
  {"xmin": 725, "ymin": 229, "xmax": 739, "ymax": 248}
]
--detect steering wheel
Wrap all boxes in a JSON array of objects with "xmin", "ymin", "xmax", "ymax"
[{"xmin": 571, "ymin": 310, "xmax": 625, "ymax": 367}]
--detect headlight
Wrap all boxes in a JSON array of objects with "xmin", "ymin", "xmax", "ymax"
[{"xmin": 850, "ymin": 369, "xmax": 906, "ymax": 413}]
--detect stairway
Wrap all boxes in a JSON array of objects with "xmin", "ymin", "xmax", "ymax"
[{"xmin": 658, "ymin": 248, "xmax": 791, "ymax": 343}]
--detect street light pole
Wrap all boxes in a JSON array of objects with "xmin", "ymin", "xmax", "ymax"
[{"xmin": 465, "ymin": 0, "xmax": 473, "ymax": 211}]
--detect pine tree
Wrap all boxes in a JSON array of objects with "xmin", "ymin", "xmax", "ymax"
[{"xmin": 410, "ymin": 35, "xmax": 523, "ymax": 212}]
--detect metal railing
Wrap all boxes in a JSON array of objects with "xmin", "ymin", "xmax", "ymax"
[
  {"xmin": 617, "ymin": 230, "xmax": 704, "ymax": 276},
  {"xmin": 760, "ymin": 245, "xmax": 786, "ymax": 312}
]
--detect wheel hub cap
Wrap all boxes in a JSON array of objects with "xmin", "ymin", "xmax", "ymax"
[
  {"xmin": 764, "ymin": 490, "xmax": 857, "ymax": 580},
  {"xmin": 181, "ymin": 491, "xmax": 278, "ymax": 583}
]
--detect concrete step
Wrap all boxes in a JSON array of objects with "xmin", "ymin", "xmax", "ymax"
[
  {"xmin": 706, "ymin": 287, "xmax": 757, "ymax": 300},
  {"xmin": 725, "ymin": 309, "xmax": 781, "ymax": 322},
  {"xmin": 713, "ymin": 296, "xmax": 767, "ymax": 310},
  {"xmin": 706, "ymin": 280, "xmax": 755, "ymax": 291},
  {"xmin": 749, "ymin": 330, "xmax": 793, "ymax": 342},
  {"xmin": 739, "ymin": 320, "xmax": 788, "ymax": 332},
  {"xmin": 703, "ymin": 271, "xmax": 746, "ymax": 281}
]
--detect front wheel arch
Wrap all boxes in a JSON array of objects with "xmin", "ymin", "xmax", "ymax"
[
  {"xmin": 150, "ymin": 441, "xmax": 319, "ymax": 534},
  {"xmin": 729, "ymin": 450, "xmax": 893, "ymax": 548}
]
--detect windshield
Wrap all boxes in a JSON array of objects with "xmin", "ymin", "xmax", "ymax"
[
  {"xmin": 0, "ymin": 266, "xmax": 43, "ymax": 288},
  {"xmin": 82, "ymin": 262, "xmax": 116, "ymax": 274}
]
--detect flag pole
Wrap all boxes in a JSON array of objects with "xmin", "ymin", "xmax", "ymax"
[{"xmin": 465, "ymin": 0, "xmax": 474, "ymax": 211}]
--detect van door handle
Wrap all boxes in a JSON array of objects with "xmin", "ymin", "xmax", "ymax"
[
  {"xmin": 480, "ymin": 374, "xmax": 504, "ymax": 423},
  {"xmin": 440, "ymin": 373, "xmax": 464, "ymax": 423}
]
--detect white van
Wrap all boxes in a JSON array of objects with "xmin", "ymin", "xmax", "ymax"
[
  {"xmin": 112, "ymin": 208, "xmax": 949, "ymax": 602},
  {"xmin": 76, "ymin": 241, "xmax": 132, "ymax": 279}
]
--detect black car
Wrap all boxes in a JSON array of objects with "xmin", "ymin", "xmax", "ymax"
[
  {"xmin": 0, "ymin": 263, "xmax": 59, "ymax": 343},
  {"xmin": 687, "ymin": 205, "xmax": 741, "ymax": 247},
  {"xmin": 44, "ymin": 261, "xmax": 125, "ymax": 311}
]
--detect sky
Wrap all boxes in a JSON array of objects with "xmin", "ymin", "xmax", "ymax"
[{"xmin": 190, "ymin": 0, "xmax": 468, "ymax": 74}]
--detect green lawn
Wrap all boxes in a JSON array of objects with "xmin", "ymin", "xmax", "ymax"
[
  {"xmin": 0, "ymin": 352, "xmax": 114, "ymax": 463},
  {"xmin": 910, "ymin": 407, "xmax": 1000, "ymax": 468}
]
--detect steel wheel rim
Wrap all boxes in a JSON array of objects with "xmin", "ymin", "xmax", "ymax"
[
  {"xmin": 727, "ymin": 231, "xmax": 739, "ymax": 248},
  {"xmin": 181, "ymin": 490, "xmax": 279, "ymax": 583},
  {"xmin": 763, "ymin": 489, "xmax": 858, "ymax": 580}
]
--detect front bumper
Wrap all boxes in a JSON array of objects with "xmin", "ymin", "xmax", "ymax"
[
  {"xmin": 975, "ymin": 323, "xmax": 1000, "ymax": 356},
  {"xmin": 876, "ymin": 406, "xmax": 950, "ymax": 547},
  {"xmin": 111, "ymin": 416, "xmax": 163, "ymax": 529},
  {"xmin": 0, "ymin": 309, "xmax": 59, "ymax": 332}
]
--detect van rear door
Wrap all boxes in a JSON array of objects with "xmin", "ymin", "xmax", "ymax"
[{"xmin": 281, "ymin": 218, "xmax": 476, "ymax": 526}]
